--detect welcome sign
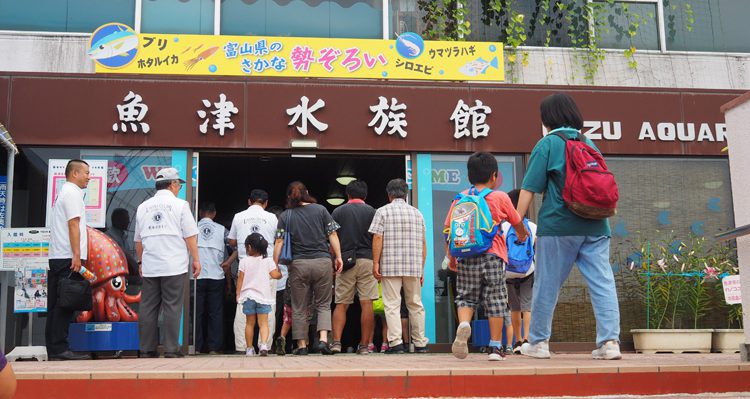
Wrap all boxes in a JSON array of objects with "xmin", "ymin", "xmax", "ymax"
[{"xmin": 90, "ymin": 23, "xmax": 504, "ymax": 82}]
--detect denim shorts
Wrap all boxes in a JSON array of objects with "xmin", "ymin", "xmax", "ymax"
[{"xmin": 242, "ymin": 299, "xmax": 272, "ymax": 315}]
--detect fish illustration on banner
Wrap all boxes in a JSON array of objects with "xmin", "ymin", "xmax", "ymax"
[
  {"xmin": 91, "ymin": 25, "xmax": 504, "ymax": 82},
  {"xmin": 459, "ymin": 57, "xmax": 499, "ymax": 77},
  {"xmin": 88, "ymin": 23, "xmax": 139, "ymax": 69}
]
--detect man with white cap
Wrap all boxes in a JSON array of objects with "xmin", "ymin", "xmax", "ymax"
[{"xmin": 134, "ymin": 167, "xmax": 201, "ymax": 358}]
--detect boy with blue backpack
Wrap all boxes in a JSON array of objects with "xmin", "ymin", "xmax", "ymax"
[
  {"xmin": 443, "ymin": 152, "xmax": 528, "ymax": 361},
  {"xmin": 502, "ymin": 189, "xmax": 536, "ymax": 354}
]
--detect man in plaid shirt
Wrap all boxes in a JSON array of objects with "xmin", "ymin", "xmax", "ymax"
[{"xmin": 369, "ymin": 178, "xmax": 428, "ymax": 354}]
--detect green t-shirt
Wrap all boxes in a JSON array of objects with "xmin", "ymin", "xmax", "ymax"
[{"xmin": 521, "ymin": 129, "xmax": 611, "ymax": 237}]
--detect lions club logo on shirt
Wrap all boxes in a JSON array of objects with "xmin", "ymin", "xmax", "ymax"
[
  {"xmin": 251, "ymin": 224, "xmax": 260, "ymax": 233},
  {"xmin": 201, "ymin": 225, "xmax": 214, "ymax": 240},
  {"xmin": 152, "ymin": 211, "xmax": 163, "ymax": 223}
]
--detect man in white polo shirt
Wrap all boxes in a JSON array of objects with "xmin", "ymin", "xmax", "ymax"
[
  {"xmin": 227, "ymin": 189, "xmax": 278, "ymax": 353},
  {"xmin": 134, "ymin": 167, "xmax": 201, "ymax": 358},
  {"xmin": 46, "ymin": 159, "xmax": 91, "ymax": 361}
]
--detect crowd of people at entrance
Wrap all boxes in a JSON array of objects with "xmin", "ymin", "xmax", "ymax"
[{"xmin": 45, "ymin": 93, "xmax": 622, "ymax": 362}]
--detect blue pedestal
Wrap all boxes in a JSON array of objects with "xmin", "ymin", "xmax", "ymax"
[
  {"xmin": 471, "ymin": 319, "xmax": 512, "ymax": 348},
  {"xmin": 471, "ymin": 319, "xmax": 490, "ymax": 347},
  {"xmin": 68, "ymin": 322, "xmax": 139, "ymax": 352}
]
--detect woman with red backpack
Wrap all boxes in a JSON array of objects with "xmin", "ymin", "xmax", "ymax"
[{"xmin": 515, "ymin": 93, "xmax": 622, "ymax": 361}]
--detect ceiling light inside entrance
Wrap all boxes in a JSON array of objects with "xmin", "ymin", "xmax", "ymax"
[
  {"xmin": 290, "ymin": 139, "xmax": 318, "ymax": 148},
  {"xmin": 336, "ymin": 176, "xmax": 357, "ymax": 185},
  {"xmin": 326, "ymin": 197, "xmax": 345, "ymax": 206}
]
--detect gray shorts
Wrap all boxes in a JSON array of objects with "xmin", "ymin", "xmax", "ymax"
[{"xmin": 506, "ymin": 274, "xmax": 534, "ymax": 312}]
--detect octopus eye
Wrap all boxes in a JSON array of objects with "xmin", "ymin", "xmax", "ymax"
[{"xmin": 111, "ymin": 276, "xmax": 123, "ymax": 290}]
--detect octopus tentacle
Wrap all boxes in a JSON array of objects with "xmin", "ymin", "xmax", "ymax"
[
  {"xmin": 76, "ymin": 310, "xmax": 93, "ymax": 323},
  {"xmin": 116, "ymin": 298, "xmax": 139, "ymax": 322},
  {"xmin": 123, "ymin": 292, "xmax": 141, "ymax": 303},
  {"xmin": 92, "ymin": 289, "xmax": 107, "ymax": 322},
  {"xmin": 104, "ymin": 295, "xmax": 121, "ymax": 322}
]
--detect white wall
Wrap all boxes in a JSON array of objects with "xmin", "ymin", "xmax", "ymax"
[
  {"xmin": 0, "ymin": 33, "xmax": 93, "ymax": 73},
  {"xmin": 0, "ymin": 33, "xmax": 749, "ymax": 89},
  {"xmin": 724, "ymin": 96, "xmax": 750, "ymax": 347}
]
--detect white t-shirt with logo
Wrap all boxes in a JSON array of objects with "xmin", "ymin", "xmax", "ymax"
[
  {"xmin": 227, "ymin": 205, "xmax": 277, "ymax": 259},
  {"xmin": 237, "ymin": 256, "xmax": 277, "ymax": 305},
  {"xmin": 49, "ymin": 181, "xmax": 88, "ymax": 260},
  {"xmin": 134, "ymin": 190, "xmax": 199, "ymax": 277},
  {"xmin": 197, "ymin": 217, "xmax": 226, "ymax": 280}
]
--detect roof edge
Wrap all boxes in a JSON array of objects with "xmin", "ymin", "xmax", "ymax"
[{"xmin": 721, "ymin": 91, "xmax": 750, "ymax": 113}]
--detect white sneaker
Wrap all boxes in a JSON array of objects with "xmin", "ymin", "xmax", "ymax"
[
  {"xmin": 451, "ymin": 322, "xmax": 471, "ymax": 360},
  {"xmin": 245, "ymin": 348, "xmax": 256, "ymax": 357},
  {"xmin": 592, "ymin": 340, "xmax": 621, "ymax": 360},
  {"xmin": 488, "ymin": 346, "xmax": 506, "ymax": 361},
  {"xmin": 520, "ymin": 341, "xmax": 551, "ymax": 359}
]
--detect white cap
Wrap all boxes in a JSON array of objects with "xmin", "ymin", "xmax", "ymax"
[{"xmin": 155, "ymin": 167, "xmax": 185, "ymax": 183}]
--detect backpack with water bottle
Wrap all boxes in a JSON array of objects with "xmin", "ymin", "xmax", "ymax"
[{"xmin": 447, "ymin": 187, "xmax": 499, "ymax": 259}]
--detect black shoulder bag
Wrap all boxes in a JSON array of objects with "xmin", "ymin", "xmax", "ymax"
[{"xmin": 57, "ymin": 271, "xmax": 92, "ymax": 311}]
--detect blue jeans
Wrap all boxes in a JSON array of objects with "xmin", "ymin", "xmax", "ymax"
[
  {"xmin": 242, "ymin": 299, "xmax": 272, "ymax": 315},
  {"xmin": 528, "ymin": 236, "xmax": 620, "ymax": 347}
]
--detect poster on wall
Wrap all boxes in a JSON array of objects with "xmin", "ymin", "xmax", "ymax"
[
  {"xmin": 45, "ymin": 159, "xmax": 108, "ymax": 228},
  {"xmin": 0, "ymin": 228, "xmax": 51, "ymax": 271},
  {"xmin": 722, "ymin": 275, "xmax": 742, "ymax": 305},
  {"xmin": 0, "ymin": 176, "xmax": 6, "ymax": 228},
  {"xmin": 14, "ymin": 268, "xmax": 47, "ymax": 313}
]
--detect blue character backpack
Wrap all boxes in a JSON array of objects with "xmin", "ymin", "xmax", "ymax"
[
  {"xmin": 505, "ymin": 218, "xmax": 534, "ymax": 276},
  {"xmin": 447, "ymin": 187, "xmax": 498, "ymax": 258}
]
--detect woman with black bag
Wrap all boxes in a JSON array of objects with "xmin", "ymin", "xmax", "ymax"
[{"xmin": 273, "ymin": 181, "xmax": 343, "ymax": 355}]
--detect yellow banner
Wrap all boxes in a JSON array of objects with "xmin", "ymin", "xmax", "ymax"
[{"xmin": 90, "ymin": 24, "xmax": 503, "ymax": 82}]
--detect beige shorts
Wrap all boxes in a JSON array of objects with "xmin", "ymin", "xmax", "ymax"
[{"xmin": 335, "ymin": 258, "xmax": 379, "ymax": 304}]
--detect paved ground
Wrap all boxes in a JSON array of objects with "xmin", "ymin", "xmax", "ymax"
[
  {"xmin": 12, "ymin": 353, "xmax": 750, "ymax": 399},
  {"xmin": 426, "ymin": 395, "xmax": 750, "ymax": 399},
  {"xmin": 10, "ymin": 352, "xmax": 749, "ymax": 379}
]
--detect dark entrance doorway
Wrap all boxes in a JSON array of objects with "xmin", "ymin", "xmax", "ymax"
[
  {"xmin": 197, "ymin": 152, "xmax": 406, "ymax": 353},
  {"xmin": 198, "ymin": 153, "xmax": 405, "ymax": 215}
]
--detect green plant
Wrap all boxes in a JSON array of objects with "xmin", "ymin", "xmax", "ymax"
[
  {"xmin": 629, "ymin": 235, "xmax": 730, "ymax": 329},
  {"xmin": 416, "ymin": 0, "xmax": 696, "ymax": 83}
]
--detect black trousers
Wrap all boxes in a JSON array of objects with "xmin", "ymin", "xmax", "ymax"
[
  {"xmin": 45, "ymin": 258, "xmax": 85, "ymax": 355},
  {"xmin": 195, "ymin": 278, "xmax": 225, "ymax": 352}
]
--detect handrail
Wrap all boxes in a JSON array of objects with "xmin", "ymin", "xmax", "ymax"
[{"xmin": 716, "ymin": 224, "xmax": 750, "ymax": 241}]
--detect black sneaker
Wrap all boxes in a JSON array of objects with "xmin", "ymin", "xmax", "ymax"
[
  {"xmin": 504, "ymin": 345, "xmax": 513, "ymax": 355},
  {"xmin": 414, "ymin": 346, "xmax": 429, "ymax": 354},
  {"xmin": 49, "ymin": 350, "xmax": 91, "ymax": 361},
  {"xmin": 275, "ymin": 336, "xmax": 286, "ymax": 356},
  {"xmin": 164, "ymin": 351, "xmax": 184, "ymax": 358},
  {"xmin": 317, "ymin": 341, "xmax": 334, "ymax": 355},
  {"xmin": 512, "ymin": 341, "xmax": 523, "ymax": 355},
  {"xmin": 292, "ymin": 347, "xmax": 308, "ymax": 356},
  {"xmin": 384, "ymin": 344, "xmax": 405, "ymax": 354},
  {"xmin": 138, "ymin": 351, "xmax": 159, "ymax": 359}
]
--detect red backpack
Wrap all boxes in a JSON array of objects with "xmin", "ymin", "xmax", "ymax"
[{"xmin": 551, "ymin": 128, "xmax": 619, "ymax": 220}]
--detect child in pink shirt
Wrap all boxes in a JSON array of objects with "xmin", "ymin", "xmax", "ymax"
[{"xmin": 236, "ymin": 233, "xmax": 281, "ymax": 356}]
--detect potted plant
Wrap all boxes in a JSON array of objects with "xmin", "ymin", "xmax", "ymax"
[{"xmin": 628, "ymin": 235, "xmax": 721, "ymax": 354}]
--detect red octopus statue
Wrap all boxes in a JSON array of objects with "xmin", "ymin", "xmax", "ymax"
[{"xmin": 76, "ymin": 227, "xmax": 141, "ymax": 322}]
